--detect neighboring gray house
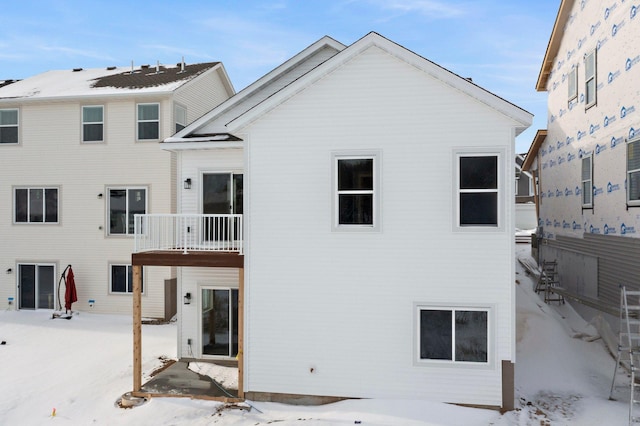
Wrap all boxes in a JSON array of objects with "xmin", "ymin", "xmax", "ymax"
[{"xmin": 524, "ymin": 0, "xmax": 640, "ymax": 338}]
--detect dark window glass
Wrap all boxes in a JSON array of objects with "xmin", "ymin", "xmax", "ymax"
[
  {"xmin": 109, "ymin": 189, "xmax": 126, "ymax": 234},
  {"xmin": 45, "ymin": 189, "xmax": 58, "ymax": 222},
  {"xmin": 420, "ymin": 310, "xmax": 452, "ymax": 360},
  {"xmin": 338, "ymin": 159, "xmax": 373, "ymax": 190},
  {"xmin": 339, "ymin": 194, "xmax": 373, "ymax": 225},
  {"xmin": 0, "ymin": 127, "xmax": 18, "ymax": 144},
  {"xmin": 29, "ymin": 189, "xmax": 43, "ymax": 222},
  {"xmin": 111, "ymin": 265, "xmax": 126, "ymax": 293},
  {"xmin": 15, "ymin": 188, "xmax": 27, "ymax": 222},
  {"xmin": 460, "ymin": 156, "xmax": 497, "ymax": 189},
  {"xmin": 138, "ymin": 122, "xmax": 159, "ymax": 140},
  {"xmin": 459, "ymin": 156, "xmax": 498, "ymax": 226},
  {"xmin": 127, "ymin": 189, "xmax": 146, "ymax": 234},
  {"xmin": 460, "ymin": 193, "xmax": 498, "ymax": 225},
  {"xmin": 455, "ymin": 311, "xmax": 488, "ymax": 362},
  {"xmin": 628, "ymin": 141, "xmax": 640, "ymax": 202},
  {"xmin": 138, "ymin": 104, "xmax": 159, "ymax": 140}
]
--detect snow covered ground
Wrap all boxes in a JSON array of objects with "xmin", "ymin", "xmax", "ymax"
[{"xmin": 0, "ymin": 245, "xmax": 631, "ymax": 425}]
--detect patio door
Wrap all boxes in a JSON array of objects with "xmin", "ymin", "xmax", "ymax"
[
  {"xmin": 18, "ymin": 264, "xmax": 55, "ymax": 310},
  {"xmin": 201, "ymin": 288, "xmax": 239, "ymax": 357},
  {"xmin": 202, "ymin": 173, "xmax": 243, "ymax": 241}
]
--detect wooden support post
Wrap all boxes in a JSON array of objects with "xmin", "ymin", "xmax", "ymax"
[
  {"xmin": 238, "ymin": 267, "xmax": 244, "ymax": 398},
  {"xmin": 133, "ymin": 265, "xmax": 143, "ymax": 392}
]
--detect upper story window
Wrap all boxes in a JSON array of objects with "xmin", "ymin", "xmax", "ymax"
[
  {"xmin": 108, "ymin": 187, "xmax": 146, "ymax": 235},
  {"xmin": 0, "ymin": 108, "xmax": 18, "ymax": 144},
  {"xmin": 584, "ymin": 50, "xmax": 597, "ymax": 109},
  {"xmin": 82, "ymin": 105, "xmax": 104, "ymax": 142},
  {"xmin": 457, "ymin": 154, "xmax": 499, "ymax": 227},
  {"xmin": 333, "ymin": 151, "xmax": 380, "ymax": 231},
  {"xmin": 581, "ymin": 154, "xmax": 593, "ymax": 208},
  {"xmin": 417, "ymin": 306, "xmax": 489, "ymax": 364},
  {"xmin": 175, "ymin": 104, "xmax": 187, "ymax": 133},
  {"xmin": 15, "ymin": 187, "xmax": 58, "ymax": 224},
  {"xmin": 137, "ymin": 103, "xmax": 159, "ymax": 140},
  {"xmin": 627, "ymin": 137, "xmax": 640, "ymax": 206},
  {"xmin": 568, "ymin": 65, "xmax": 578, "ymax": 104}
]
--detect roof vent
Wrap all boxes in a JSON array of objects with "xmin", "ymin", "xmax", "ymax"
[
  {"xmin": 178, "ymin": 56, "xmax": 186, "ymax": 73},
  {"xmin": 106, "ymin": 66, "xmax": 116, "ymax": 70},
  {"xmin": 141, "ymin": 64, "xmax": 150, "ymax": 69},
  {"xmin": 72, "ymin": 68, "xmax": 83, "ymax": 72}
]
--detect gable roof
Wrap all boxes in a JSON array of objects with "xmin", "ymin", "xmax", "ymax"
[
  {"xmin": 536, "ymin": 0, "xmax": 576, "ymax": 91},
  {"xmin": 522, "ymin": 129, "xmax": 548, "ymax": 172},
  {"xmin": 163, "ymin": 36, "xmax": 346, "ymax": 146},
  {"xmin": 165, "ymin": 32, "xmax": 532, "ymax": 146},
  {"xmin": 0, "ymin": 62, "xmax": 224, "ymax": 101}
]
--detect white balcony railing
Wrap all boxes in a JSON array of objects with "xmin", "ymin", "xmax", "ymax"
[{"xmin": 134, "ymin": 214, "xmax": 243, "ymax": 254}]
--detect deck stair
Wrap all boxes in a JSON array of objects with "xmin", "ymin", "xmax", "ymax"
[
  {"xmin": 534, "ymin": 260, "xmax": 564, "ymax": 304},
  {"xmin": 609, "ymin": 286, "xmax": 640, "ymax": 424}
]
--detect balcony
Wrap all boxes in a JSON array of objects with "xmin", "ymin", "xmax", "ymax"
[{"xmin": 134, "ymin": 214, "xmax": 243, "ymax": 255}]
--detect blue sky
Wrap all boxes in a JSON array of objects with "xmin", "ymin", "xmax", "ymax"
[{"xmin": 0, "ymin": 0, "xmax": 560, "ymax": 152}]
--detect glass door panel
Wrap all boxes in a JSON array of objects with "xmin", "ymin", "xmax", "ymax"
[
  {"xmin": 37, "ymin": 266, "xmax": 54, "ymax": 309},
  {"xmin": 19, "ymin": 265, "xmax": 36, "ymax": 309},
  {"xmin": 201, "ymin": 288, "xmax": 239, "ymax": 357},
  {"xmin": 203, "ymin": 174, "xmax": 230, "ymax": 241}
]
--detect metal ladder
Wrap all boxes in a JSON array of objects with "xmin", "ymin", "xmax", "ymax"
[
  {"xmin": 609, "ymin": 286, "xmax": 640, "ymax": 424},
  {"xmin": 534, "ymin": 260, "xmax": 564, "ymax": 304}
]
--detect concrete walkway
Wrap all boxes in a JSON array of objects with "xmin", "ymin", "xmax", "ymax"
[{"xmin": 141, "ymin": 361, "xmax": 237, "ymax": 398}]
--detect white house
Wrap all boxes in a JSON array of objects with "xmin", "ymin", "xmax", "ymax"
[
  {"xmin": 132, "ymin": 32, "xmax": 532, "ymax": 408},
  {"xmin": 0, "ymin": 62, "xmax": 234, "ymax": 319},
  {"xmin": 523, "ymin": 0, "xmax": 640, "ymax": 331}
]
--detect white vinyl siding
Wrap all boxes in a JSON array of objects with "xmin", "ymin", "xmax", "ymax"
[
  {"xmin": 174, "ymin": 104, "xmax": 187, "ymax": 133},
  {"xmin": 242, "ymin": 46, "xmax": 516, "ymax": 405},
  {"xmin": 0, "ymin": 108, "xmax": 18, "ymax": 144}
]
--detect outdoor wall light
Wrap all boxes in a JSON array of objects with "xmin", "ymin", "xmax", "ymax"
[
  {"xmin": 97, "ymin": 193, "xmax": 103, "ymax": 199},
  {"xmin": 184, "ymin": 292, "xmax": 192, "ymax": 305},
  {"xmin": 183, "ymin": 178, "xmax": 192, "ymax": 190},
  {"xmin": 5, "ymin": 268, "xmax": 12, "ymax": 274}
]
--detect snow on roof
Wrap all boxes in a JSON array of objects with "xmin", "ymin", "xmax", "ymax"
[{"xmin": 0, "ymin": 62, "xmax": 219, "ymax": 100}]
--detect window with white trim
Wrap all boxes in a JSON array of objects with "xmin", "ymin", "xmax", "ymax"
[
  {"xmin": 137, "ymin": 103, "xmax": 159, "ymax": 140},
  {"xmin": 457, "ymin": 154, "xmax": 499, "ymax": 227},
  {"xmin": 174, "ymin": 104, "xmax": 187, "ymax": 133},
  {"xmin": 82, "ymin": 105, "xmax": 104, "ymax": 142},
  {"xmin": 418, "ymin": 307, "xmax": 489, "ymax": 363},
  {"xmin": 568, "ymin": 65, "xmax": 578, "ymax": 104},
  {"xmin": 0, "ymin": 108, "xmax": 18, "ymax": 144},
  {"xmin": 107, "ymin": 187, "xmax": 146, "ymax": 235},
  {"xmin": 333, "ymin": 152, "xmax": 379, "ymax": 230},
  {"xmin": 110, "ymin": 264, "xmax": 143, "ymax": 293},
  {"xmin": 585, "ymin": 50, "xmax": 597, "ymax": 108},
  {"xmin": 14, "ymin": 187, "xmax": 58, "ymax": 223},
  {"xmin": 627, "ymin": 138, "xmax": 640, "ymax": 205},
  {"xmin": 581, "ymin": 154, "xmax": 593, "ymax": 208}
]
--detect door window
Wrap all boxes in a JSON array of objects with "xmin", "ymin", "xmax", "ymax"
[{"xmin": 201, "ymin": 288, "xmax": 239, "ymax": 357}]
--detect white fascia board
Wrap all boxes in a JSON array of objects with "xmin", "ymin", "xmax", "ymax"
[
  {"xmin": 0, "ymin": 90, "xmax": 174, "ymax": 105},
  {"xmin": 169, "ymin": 36, "xmax": 346, "ymax": 140},
  {"xmin": 227, "ymin": 32, "xmax": 533, "ymax": 133},
  {"xmin": 161, "ymin": 141, "xmax": 244, "ymax": 151}
]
